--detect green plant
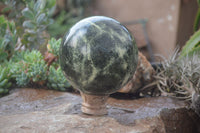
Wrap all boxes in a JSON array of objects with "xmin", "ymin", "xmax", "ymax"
[
  {"xmin": 180, "ymin": 0, "xmax": 200, "ymax": 57},
  {"xmin": 0, "ymin": 66, "xmax": 12, "ymax": 96},
  {"xmin": 10, "ymin": 50, "xmax": 28, "ymax": 62},
  {"xmin": 0, "ymin": 0, "xmax": 89, "ymax": 96},
  {"xmin": 47, "ymin": 37, "xmax": 61, "ymax": 57},
  {"xmin": 3, "ymin": 0, "xmax": 55, "ymax": 49},
  {"xmin": 11, "ymin": 50, "xmax": 48, "ymax": 87},
  {"xmin": 180, "ymin": 29, "xmax": 200, "ymax": 57},
  {"xmin": 47, "ymin": 0, "xmax": 92, "ymax": 38},
  {"xmin": 20, "ymin": 0, "xmax": 55, "ymax": 49},
  {"xmin": 44, "ymin": 38, "xmax": 61, "ymax": 67},
  {"xmin": 47, "ymin": 11, "xmax": 79, "ymax": 38},
  {"xmin": 0, "ymin": 15, "xmax": 17, "ymax": 63},
  {"xmin": 6, "ymin": 48, "xmax": 72, "ymax": 92},
  {"xmin": 14, "ymin": 69, "xmax": 30, "ymax": 87},
  {"xmin": 23, "ymin": 50, "xmax": 43, "ymax": 62},
  {"xmin": 0, "ymin": 1, "xmax": 76, "ymax": 97},
  {"xmin": 47, "ymin": 66, "xmax": 71, "ymax": 91},
  {"xmin": 28, "ymin": 61, "xmax": 47, "ymax": 83},
  {"xmin": 194, "ymin": 0, "xmax": 200, "ymax": 31}
]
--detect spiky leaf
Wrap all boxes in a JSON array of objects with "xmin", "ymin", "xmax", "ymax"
[{"xmin": 180, "ymin": 29, "xmax": 200, "ymax": 57}]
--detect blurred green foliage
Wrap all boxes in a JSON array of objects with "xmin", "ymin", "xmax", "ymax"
[
  {"xmin": 20, "ymin": 0, "xmax": 55, "ymax": 49},
  {"xmin": 47, "ymin": 10, "xmax": 79, "ymax": 38},
  {"xmin": 0, "ymin": 15, "xmax": 17, "ymax": 63},
  {"xmin": 1, "ymin": 0, "xmax": 91, "ymax": 48},
  {"xmin": 47, "ymin": 0, "xmax": 92, "ymax": 38},
  {"xmin": 3, "ymin": 0, "xmax": 55, "ymax": 49},
  {"xmin": 0, "ymin": 66, "xmax": 12, "ymax": 96},
  {"xmin": 0, "ymin": 0, "xmax": 92, "ymax": 96}
]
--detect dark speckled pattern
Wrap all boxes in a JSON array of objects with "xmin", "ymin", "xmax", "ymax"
[{"xmin": 59, "ymin": 16, "xmax": 138, "ymax": 95}]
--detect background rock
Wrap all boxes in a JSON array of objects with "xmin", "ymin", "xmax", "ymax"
[
  {"xmin": 118, "ymin": 52, "xmax": 155, "ymax": 94},
  {"xmin": 0, "ymin": 88, "xmax": 200, "ymax": 133}
]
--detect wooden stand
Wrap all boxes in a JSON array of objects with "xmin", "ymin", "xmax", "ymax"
[{"xmin": 80, "ymin": 92, "xmax": 108, "ymax": 115}]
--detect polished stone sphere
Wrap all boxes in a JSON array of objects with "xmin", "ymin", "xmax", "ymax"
[{"xmin": 59, "ymin": 16, "xmax": 138, "ymax": 95}]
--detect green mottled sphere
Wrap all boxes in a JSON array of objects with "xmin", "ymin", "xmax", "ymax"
[{"xmin": 59, "ymin": 16, "xmax": 138, "ymax": 95}]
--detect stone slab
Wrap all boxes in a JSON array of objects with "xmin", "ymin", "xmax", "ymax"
[{"xmin": 0, "ymin": 88, "xmax": 200, "ymax": 133}]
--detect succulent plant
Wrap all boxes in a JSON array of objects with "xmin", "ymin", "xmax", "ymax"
[
  {"xmin": 47, "ymin": 66, "xmax": 71, "ymax": 91},
  {"xmin": 7, "ymin": 49, "xmax": 71, "ymax": 91},
  {"xmin": 11, "ymin": 60, "xmax": 30, "ymax": 86},
  {"xmin": 10, "ymin": 50, "xmax": 28, "ymax": 62},
  {"xmin": 0, "ymin": 66, "xmax": 12, "ymax": 96},
  {"xmin": 47, "ymin": 38, "xmax": 61, "ymax": 57},
  {"xmin": 44, "ymin": 38, "xmax": 61, "ymax": 67},
  {"xmin": 11, "ymin": 50, "xmax": 47, "ymax": 87},
  {"xmin": 14, "ymin": 70, "xmax": 30, "ymax": 87},
  {"xmin": 29, "ymin": 61, "xmax": 47, "ymax": 82},
  {"xmin": 24, "ymin": 50, "xmax": 43, "ymax": 62}
]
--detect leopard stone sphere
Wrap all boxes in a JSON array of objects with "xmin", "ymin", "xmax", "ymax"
[{"xmin": 59, "ymin": 16, "xmax": 138, "ymax": 95}]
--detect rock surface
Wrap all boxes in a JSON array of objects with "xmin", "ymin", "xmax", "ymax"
[{"xmin": 0, "ymin": 88, "xmax": 200, "ymax": 133}]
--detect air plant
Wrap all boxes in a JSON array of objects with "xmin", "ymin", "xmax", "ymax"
[{"xmin": 154, "ymin": 49, "xmax": 200, "ymax": 116}]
